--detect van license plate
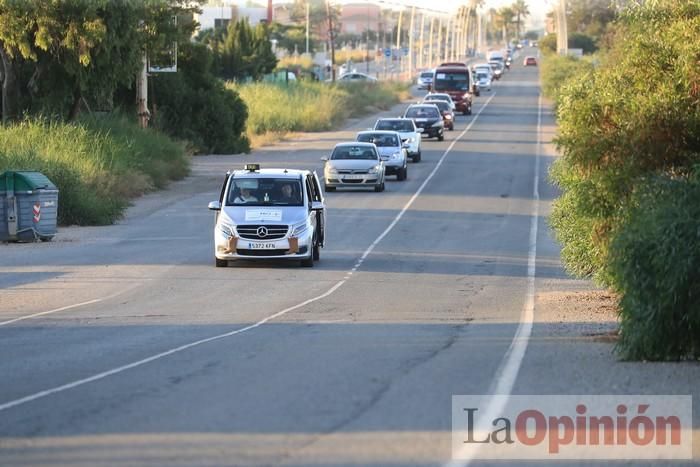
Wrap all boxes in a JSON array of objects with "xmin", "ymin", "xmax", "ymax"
[
  {"xmin": 343, "ymin": 174, "xmax": 365, "ymax": 180},
  {"xmin": 247, "ymin": 242, "xmax": 276, "ymax": 249}
]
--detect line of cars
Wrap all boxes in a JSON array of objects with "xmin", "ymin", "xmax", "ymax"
[{"xmin": 208, "ymin": 56, "xmax": 503, "ymax": 268}]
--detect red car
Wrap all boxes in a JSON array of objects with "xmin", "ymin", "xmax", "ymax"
[{"xmin": 524, "ymin": 56, "xmax": 538, "ymax": 66}]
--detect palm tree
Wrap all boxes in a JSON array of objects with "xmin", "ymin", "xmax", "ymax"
[
  {"xmin": 511, "ymin": 0, "xmax": 530, "ymax": 40},
  {"xmin": 496, "ymin": 6, "xmax": 515, "ymax": 46}
]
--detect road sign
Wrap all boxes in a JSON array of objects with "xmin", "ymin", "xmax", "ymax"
[
  {"xmin": 384, "ymin": 48, "xmax": 391, "ymax": 57},
  {"xmin": 403, "ymin": 47, "xmax": 409, "ymax": 57}
]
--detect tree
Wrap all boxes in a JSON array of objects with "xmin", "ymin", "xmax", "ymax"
[
  {"xmin": 567, "ymin": 0, "xmax": 618, "ymax": 39},
  {"xmin": 220, "ymin": 20, "xmax": 277, "ymax": 81},
  {"xmin": 511, "ymin": 0, "xmax": 530, "ymax": 40},
  {"xmin": 0, "ymin": 0, "xmax": 199, "ymax": 121},
  {"xmin": 270, "ymin": 23, "xmax": 311, "ymax": 55},
  {"xmin": 494, "ymin": 7, "xmax": 515, "ymax": 45}
]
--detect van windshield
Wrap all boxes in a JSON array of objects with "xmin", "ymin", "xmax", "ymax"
[{"xmin": 227, "ymin": 178, "xmax": 304, "ymax": 206}]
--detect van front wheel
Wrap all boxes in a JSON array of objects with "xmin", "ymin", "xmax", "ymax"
[{"xmin": 312, "ymin": 236, "xmax": 320, "ymax": 261}]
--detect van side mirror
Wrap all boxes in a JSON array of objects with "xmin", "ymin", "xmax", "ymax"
[
  {"xmin": 416, "ymin": 128, "xmax": 424, "ymax": 133},
  {"xmin": 208, "ymin": 201, "xmax": 221, "ymax": 211},
  {"xmin": 311, "ymin": 201, "xmax": 325, "ymax": 211},
  {"xmin": 321, "ymin": 156, "xmax": 328, "ymax": 161}
]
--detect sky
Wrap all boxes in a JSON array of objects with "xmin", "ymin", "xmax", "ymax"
[{"xmin": 265, "ymin": 0, "xmax": 550, "ymax": 29}]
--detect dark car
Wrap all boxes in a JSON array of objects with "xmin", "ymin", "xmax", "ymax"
[
  {"xmin": 402, "ymin": 104, "xmax": 444, "ymax": 141},
  {"xmin": 423, "ymin": 100, "xmax": 455, "ymax": 131}
]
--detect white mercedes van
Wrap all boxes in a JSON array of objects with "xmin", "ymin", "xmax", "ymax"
[{"xmin": 208, "ymin": 164, "xmax": 326, "ymax": 268}]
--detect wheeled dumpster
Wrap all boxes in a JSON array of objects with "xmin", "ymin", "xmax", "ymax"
[{"xmin": 0, "ymin": 171, "xmax": 59, "ymax": 242}]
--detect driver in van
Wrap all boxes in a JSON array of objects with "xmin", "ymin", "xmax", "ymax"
[{"xmin": 234, "ymin": 186, "xmax": 258, "ymax": 203}]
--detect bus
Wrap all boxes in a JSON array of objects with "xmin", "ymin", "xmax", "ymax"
[{"xmin": 430, "ymin": 63, "xmax": 474, "ymax": 115}]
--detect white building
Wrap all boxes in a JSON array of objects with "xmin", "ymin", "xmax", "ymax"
[{"xmin": 196, "ymin": 3, "xmax": 267, "ymax": 31}]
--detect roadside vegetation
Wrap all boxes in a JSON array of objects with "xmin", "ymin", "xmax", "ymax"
[
  {"xmin": 548, "ymin": 0, "xmax": 700, "ymax": 360},
  {"xmin": 0, "ymin": 116, "xmax": 188, "ymax": 225},
  {"xmin": 231, "ymin": 81, "xmax": 411, "ymax": 148}
]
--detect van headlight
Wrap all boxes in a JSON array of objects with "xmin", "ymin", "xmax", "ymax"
[
  {"xmin": 391, "ymin": 152, "xmax": 401, "ymax": 160},
  {"xmin": 291, "ymin": 220, "xmax": 310, "ymax": 236},
  {"xmin": 326, "ymin": 166, "xmax": 338, "ymax": 175},
  {"xmin": 218, "ymin": 222, "xmax": 235, "ymax": 238},
  {"xmin": 368, "ymin": 164, "xmax": 382, "ymax": 174}
]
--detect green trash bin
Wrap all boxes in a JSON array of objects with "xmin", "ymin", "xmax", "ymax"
[{"xmin": 0, "ymin": 171, "xmax": 59, "ymax": 242}]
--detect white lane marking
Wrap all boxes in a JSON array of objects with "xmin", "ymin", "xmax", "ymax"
[
  {"xmin": 446, "ymin": 93, "xmax": 542, "ymax": 466},
  {"xmin": 0, "ymin": 96, "xmax": 495, "ymax": 412},
  {"xmin": 0, "ymin": 299, "xmax": 103, "ymax": 327},
  {"xmin": 0, "ymin": 281, "xmax": 345, "ymax": 412},
  {"xmin": 355, "ymin": 93, "xmax": 496, "ymax": 265}
]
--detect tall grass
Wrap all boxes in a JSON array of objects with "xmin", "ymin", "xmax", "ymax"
[
  {"xmin": 229, "ymin": 80, "xmax": 411, "ymax": 147},
  {"xmin": 0, "ymin": 115, "xmax": 189, "ymax": 225}
]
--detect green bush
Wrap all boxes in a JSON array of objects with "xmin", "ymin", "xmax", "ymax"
[
  {"xmin": 0, "ymin": 116, "xmax": 188, "ymax": 225},
  {"xmin": 540, "ymin": 54, "xmax": 594, "ymax": 108},
  {"xmin": 610, "ymin": 176, "xmax": 700, "ymax": 360},
  {"xmin": 569, "ymin": 32, "xmax": 598, "ymax": 54},
  {"xmin": 550, "ymin": 0, "xmax": 700, "ymax": 285},
  {"xmin": 151, "ymin": 42, "xmax": 250, "ymax": 154},
  {"xmin": 539, "ymin": 34, "xmax": 557, "ymax": 54}
]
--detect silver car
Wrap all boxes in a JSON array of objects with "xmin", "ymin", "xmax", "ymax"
[
  {"xmin": 208, "ymin": 164, "xmax": 326, "ymax": 268},
  {"xmin": 355, "ymin": 131, "xmax": 408, "ymax": 181},
  {"xmin": 373, "ymin": 118, "xmax": 423, "ymax": 162},
  {"xmin": 423, "ymin": 92, "xmax": 456, "ymax": 112},
  {"xmin": 417, "ymin": 70, "xmax": 434, "ymax": 90},
  {"xmin": 323, "ymin": 142, "xmax": 386, "ymax": 192},
  {"xmin": 475, "ymin": 71, "xmax": 492, "ymax": 91}
]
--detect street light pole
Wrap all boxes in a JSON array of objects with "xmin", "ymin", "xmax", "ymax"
[
  {"xmin": 418, "ymin": 12, "xmax": 425, "ymax": 70},
  {"xmin": 557, "ymin": 0, "xmax": 568, "ymax": 55},
  {"xmin": 407, "ymin": 6, "xmax": 415, "ymax": 80},
  {"xmin": 366, "ymin": 3, "xmax": 370, "ymax": 73},
  {"xmin": 326, "ymin": 0, "xmax": 336, "ymax": 81},
  {"xmin": 305, "ymin": 1, "xmax": 310, "ymax": 54}
]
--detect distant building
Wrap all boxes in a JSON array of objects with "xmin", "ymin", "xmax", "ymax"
[
  {"xmin": 545, "ymin": 13, "xmax": 555, "ymax": 35},
  {"xmin": 273, "ymin": 4, "xmax": 295, "ymax": 26},
  {"xmin": 196, "ymin": 3, "xmax": 267, "ymax": 31},
  {"xmin": 340, "ymin": 3, "xmax": 381, "ymax": 35}
]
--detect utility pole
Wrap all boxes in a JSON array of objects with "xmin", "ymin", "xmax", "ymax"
[
  {"xmin": 326, "ymin": 0, "xmax": 336, "ymax": 81},
  {"xmin": 366, "ymin": 3, "xmax": 370, "ymax": 73},
  {"xmin": 428, "ymin": 16, "xmax": 434, "ymax": 69},
  {"xmin": 443, "ymin": 17, "xmax": 450, "ymax": 63},
  {"xmin": 451, "ymin": 9, "xmax": 459, "ymax": 61},
  {"xmin": 407, "ymin": 6, "xmax": 415, "ymax": 80},
  {"xmin": 436, "ymin": 17, "xmax": 442, "ymax": 67},
  {"xmin": 305, "ymin": 1, "xmax": 310, "ymax": 54},
  {"xmin": 418, "ymin": 12, "xmax": 425, "ymax": 70},
  {"xmin": 395, "ymin": 8, "xmax": 402, "ymax": 80},
  {"xmin": 556, "ymin": 0, "xmax": 568, "ymax": 55},
  {"xmin": 462, "ymin": 6, "xmax": 470, "ymax": 59},
  {"xmin": 137, "ymin": 51, "xmax": 149, "ymax": 129}
]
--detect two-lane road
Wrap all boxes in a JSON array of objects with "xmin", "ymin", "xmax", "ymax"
[{"xmin": 6, "ymin": 56, "xmax": 690, "ymax": 467}]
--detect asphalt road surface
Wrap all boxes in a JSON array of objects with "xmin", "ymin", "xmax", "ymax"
[{"xmin": 1, "ymin": 51, "xmax": 699, "ymax": 466}]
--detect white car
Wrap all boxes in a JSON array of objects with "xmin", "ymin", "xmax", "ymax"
[
  {"xmin": 323, "ymin": 142, "xmax": 386, "ymax": 192},
  {"xmin": 423, "ymin": 92, "xmax": 456, "ymax": 112},
  {"xmin": 475, "ymin": 71, "xmax": 492, "ymax": 91},
  {"xmin": 356, "ymin": 130, "xmax": 408, "ymax": 181},
  {"xmin": 473, "ymin": 63, "xmax": 493, "ymax": 77},
  {"xmin": 337, "ymin": 72, "xmax": 377, "ymax": 83},
  {"xmin": 208, "ymin": 164, "xmax": 326, "ymax": 268},
  {"xmin": 373, "ymin": 118, "xmax": 423, "ymax": 162}
]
